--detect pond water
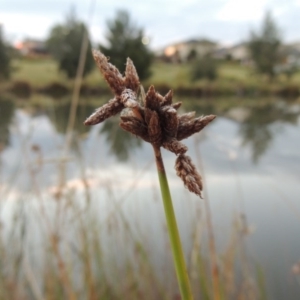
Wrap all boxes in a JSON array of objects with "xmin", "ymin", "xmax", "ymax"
[{"xmin": 0, "ymin": 95, "xmax": 300, "ymax": 299}]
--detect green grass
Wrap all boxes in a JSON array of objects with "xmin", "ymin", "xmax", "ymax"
[
  {"xmin": 146, "ymin": 60, "xmax": 255, "ymax": 87},
  {"xmin": 219, "ymin": 62, "xmax": 252, "ymax": 83},
  {"xmin": 11, "ymin": 58, "xmax": 107, "ymax": 88},
  {"xmin": 4, "ymin": 57, "xmax": 300, "ymax": 98},
  {"xmin": 145, "ymin": 60, "xmax": 300, "ymax": 100},
  {"xmin": 147, "ymin": 61, "xmax": 192, "ymax": 87},
  {"xmin": 12, "ymin": 58, "xmax": 66, "ymax": 87}
]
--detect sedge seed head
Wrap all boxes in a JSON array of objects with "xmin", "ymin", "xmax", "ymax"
[{"xmin": 84, "ymin": 50, "xmax": 216, "ymax": 197}]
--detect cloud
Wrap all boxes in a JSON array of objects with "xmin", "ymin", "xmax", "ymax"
[
  {"xmin": 216, "ymin": 0, "xmax": 268, "ymax": 22},
  {"xmin": 1, "ymin": 0, "xmax": 300, "ymax": 47},
  {"xmin": 0, "ymin": 12, "xmax": 58, "ymax": 41}
]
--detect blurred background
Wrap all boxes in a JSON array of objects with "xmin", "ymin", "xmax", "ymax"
[{"xmin": 1, "ymin": 1, "xmax": 300, "ymax": 299}]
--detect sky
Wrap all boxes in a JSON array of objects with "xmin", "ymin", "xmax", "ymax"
[{"xmin": 1, "ymin": 0, "xmax": 300, "ymax": 49}]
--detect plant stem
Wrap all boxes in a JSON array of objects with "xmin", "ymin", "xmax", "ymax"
[{"xmin": 152, "ymin": 145, "xmax": 194, "ymax": 300}]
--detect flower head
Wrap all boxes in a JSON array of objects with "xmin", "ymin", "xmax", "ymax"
[{"xmin": 84, "ymin": 50, "xmax": 216, "ymax": 197}]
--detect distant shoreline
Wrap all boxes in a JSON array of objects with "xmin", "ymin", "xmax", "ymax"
[
  {"xmin": 3, "ymin": 80, "xmax": 299, "ymax": 99},
  {"xmin": 2, "ymin": 58, "xmax": 300, "ymax": 99}
]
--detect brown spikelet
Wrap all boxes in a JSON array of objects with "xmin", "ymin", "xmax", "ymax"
[
  {"xmin": 144, "ymin": 108, "xmax": 152, "ymax": 125},
  {"xmin": 92, "ymin": 50, "xmax": 125, "ymax": 95},
  {"xmin": 137, "ymin": 85, "xmax": 147, "ymax": 105},
  {"xmin": 145, "ymin": 85, "xmax": 161, "ymax": 111},
  {"xmin": 120, "ymin": 116, "xmax": 149, "ymax": 142},
  {"xmin": 178, "ymin": 112, "xmax": 196, "ymax": 123},
  {"xmin": 161, "ymin": 90, "xmax": 173, "ymax": 106},
  {"xmin": 120, "ymin": 89, "xmax": 138, "ymax": 108},
  {"xmin": 172, "ymin": 102, "xmax": 182, "ymax": 110},
  {"xmin": 160, "ymin": 106, "xmax": 178, "ymax": 138},
  {"xmin": 124, "ymin": 58, "xmax": 140, "ymax": 92},
  {"xmin": 84, "ymin": 98, "xmax": 123, "ymax": 125},
  {"xmin": 120, "ymin": 89, "xmax": 145, "ymax": 121},
  {"xmin": 156, "ymin": 93, "xmax": 165, "ymax": 103},
  {"xmin": 175, "ymin": 154, "xmax": 203, "ymax": 197},
  {"xmin": 147, "ymin": 110, "xmax": 162, "ymax": 146},
  {"xmin": 177, "ymin": 115, "xmax": 216, "ymax": 141},
  {"xmin": 162, "ymin": 138, "xmax": 187, "ymax": 155}
]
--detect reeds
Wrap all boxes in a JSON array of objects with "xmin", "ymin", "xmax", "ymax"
[{"xmin": 84, "ymin": 50, "xmax": 216, "ymax": 300}]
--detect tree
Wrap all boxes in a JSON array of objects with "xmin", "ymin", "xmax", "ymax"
[
  {"xmin": 187, "ymin": 48, "xmax": 197, "ymax": 61},
  {"xmin": 100, "ymin": 10, "xmax": 153, "ymax": 80},
  {"xmin": 0, "ymin": 25, "xmax": 11, "ymax": 80},
  {"xmin": 46, "ymin": 9, "xmax": 94, "ymax": 78},
  {"xmin": 247, "ymin": 11, "xmax": 282, "ymax": 79}
]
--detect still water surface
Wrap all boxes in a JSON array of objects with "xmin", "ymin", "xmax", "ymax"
[{"xmin": 0, "ymin": 96, "xmax": 300, "ymax": 299}]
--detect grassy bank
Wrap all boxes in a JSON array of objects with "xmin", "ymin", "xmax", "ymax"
[{"xmin": 1, "ymin": 58, "xmax": 300, "ymax": 98}]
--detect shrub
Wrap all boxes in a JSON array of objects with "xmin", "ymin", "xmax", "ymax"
[{"xmin": 190, "ymin": 55, "xmax": 218, "ymax": 81}]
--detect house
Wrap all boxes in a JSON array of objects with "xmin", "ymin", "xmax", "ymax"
[
  {"xmin": 284, "ymin": 43, "xmax": 300, "ymax": 67},
  {"xmin": 159, "ymin": 39, "xmax": 252, "ymax": 64},
  {"xmin": 274, "ymin": 43, "xmax": 300, "ymax": 75},
  {"xmin": 161, "ymin": 38, "xmax": 218, "ymax": 62},
  {"xmin": 15, "ymin": 38, "xmax": 48, "ymax": 57},
  {"xmin": 212, "ymin": 46, "xmax": 230, "ymax": 60},
  {"xmin": 226, "ymin": 43, "xmax": 250, "ymax": 64}
]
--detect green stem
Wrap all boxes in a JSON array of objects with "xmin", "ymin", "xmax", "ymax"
[{"xmin": 153, "ymin": 145, "xmax": 194, "ymax": 300}]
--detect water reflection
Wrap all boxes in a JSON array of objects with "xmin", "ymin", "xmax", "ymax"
[
  {"xmin": 44, "ymin": 102, "xmax": 142, "ymax": 161},
  {"xmin": 100, "ymin": 117, "xmax": 142, "ymax": 161},
  {"xmin": 0, "ymin": 96, "xmax": 300, "ymax": 299},
  {"xmin": 182, "ymin": 98, "xmax": 300, "ymax": 162},
  {"xmin": 0, "ymin": 96, "xmax": 15, "ymax": 151},
  {"xmin": 48, "ymin": 102, "xmax": 95, "ymax": 135},
  {"xmin": 1, "ymin": 97, "xmax": 300, "ymax": 163},
  {"xmin": 239, "ymin": 102, "xmax": 299, "ymax": 162}
]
